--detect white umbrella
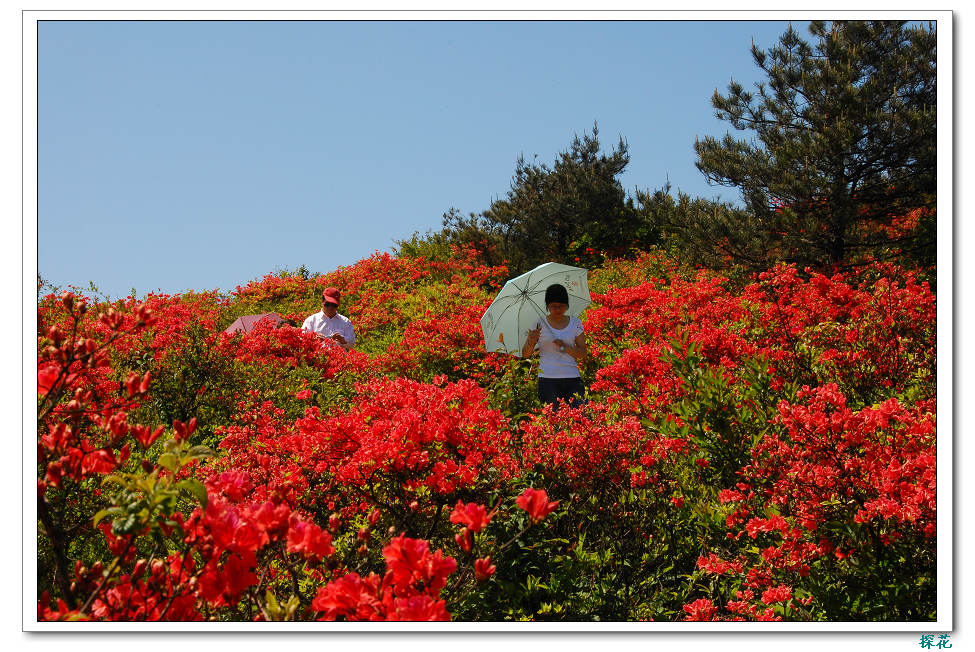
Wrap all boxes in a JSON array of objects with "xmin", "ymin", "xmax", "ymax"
[{"xmin": 480, "ymin": 262, "xmax": 591, "ymax": 356}]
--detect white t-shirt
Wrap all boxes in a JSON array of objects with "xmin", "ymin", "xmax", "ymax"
[
  {"xmin": 302, "ymin": 311, "xmax": 356, "ymax": 349},
  {"xmin": 532, "ymin": 315, "xmax": 584, "ymax": 378}
]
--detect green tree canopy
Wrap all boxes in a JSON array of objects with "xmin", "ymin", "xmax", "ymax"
[
  {"xmin": 634, "ymin": 183, "xmax": 764, "ymax": 271},
  {"xmin": 398, "ymin": 124, "xmax": 652, "ymax": 274},
  {"xmin": 693, "ymin": 20, "xmax": 937, "ymax": 270},
  {"xmin": 481, "ymin": 123, "xmax": 645, "ymax": 273}
]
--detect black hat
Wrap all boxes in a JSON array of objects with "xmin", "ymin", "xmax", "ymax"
[{"xmin": 544, "ymin": 283, "xmax": 569, "ymax": 306}]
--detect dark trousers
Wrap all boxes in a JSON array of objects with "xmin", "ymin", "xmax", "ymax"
[{"xmin": 538, "ymin": 376, "xmax": 586, "ymax": 411}]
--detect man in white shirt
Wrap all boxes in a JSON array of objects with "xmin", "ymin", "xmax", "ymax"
[{"xmin": 301, "ymin": 287, "xmax": 356, "ymax": 350}]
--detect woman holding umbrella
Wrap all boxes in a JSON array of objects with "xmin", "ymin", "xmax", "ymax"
[{"xmin": 521, "ymin": 283, "xmax": 588, "ymax": 410}]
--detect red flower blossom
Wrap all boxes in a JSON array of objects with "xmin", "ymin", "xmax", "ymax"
[
  {"xmin": 37, "ymin": 365, "xmax": 60, "ymax": 396},
  {"xmin": 384, "ymin": 595, "xmax": 451, "ymax": 621},
  {"xmin": 697, "ymin": 553, "xmax": 743, "ymax": 576},
  {"xmin": 454, "ymin": 528, "xmax": 473, "ymax": 553},
  {"xmin": 762, "ymin": 584, "xmax": 793, "ymax": 604},
  {"xmin": 131, "ymin": 424, "xmax": 165, "ymax": 450},
  {"xmin": 382, "ymin": 535, "xmax": 457, "ymax": 595},
  {"xmin": 683, "ymin": 598, "xmax": 718, "ymax": 621},
  {"xmin": 474, "ymin": 556, "xmax": 496, "ymax": 582},
  {"xmin": 516, "ymin": 488, "xmax": 559, "ymax": 523},
  {"xmin": 286, "ymin": 518, "xmax": 335, "ymax": 560},
  {"xmin": 172, "ymin": 417, "xmax": 197, "ymax": 443},
  {"xmin": 449, "ymin": 500, "xmax": 493, "ymax": 533},
  {"xmin": 312, "ymin": 573, "xmax": 382, "ymax": 621}
]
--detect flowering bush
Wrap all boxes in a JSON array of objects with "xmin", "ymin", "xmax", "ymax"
[{"xmin": 36, "ymin": 249, "xmax": 937, "ymax": 622}]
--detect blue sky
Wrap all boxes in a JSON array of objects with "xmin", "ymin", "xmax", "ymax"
[{"xmin": 35, "ymin": 16, "xmax": 920, "ymax": 300}]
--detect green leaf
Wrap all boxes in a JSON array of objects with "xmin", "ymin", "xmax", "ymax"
[
  {"xmin": 188, "ymin": 445, "xmax": 214, "ymax": 459},
  {"xmin": 112, "ymin": 513, "xmax": 140, "ymax": 535},
  {"xmin": 135, "ymin": 477, "xmax": 159, "ymax": 494},
  {"xmin": 156, "ymin": 453, "xmax": 179, "ymax": 472},
  {"xmin": 93, "ymin": 507, "xmax": 124, "ymax": 526},
  {"xmin": 265, "ymin": 590, "xmax": 280, "ymax": 612},
  {"xmin": 178, "ymin": 478, "xmax": 209, "ymax": 510}
]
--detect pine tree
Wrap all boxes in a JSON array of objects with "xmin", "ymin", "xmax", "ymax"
[
  {"xmin": 395, "ymin": 124, "xmax": 647, "ymax": 272},
  {"xmin": 693, "ymin": 20, "xmax": 937, "ymax": 270},
  {"xmin": 481, "ymin": 123, "xmax": 643, "ymax": 273}
]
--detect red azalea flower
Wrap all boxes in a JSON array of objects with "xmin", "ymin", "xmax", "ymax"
[
  {"xmin": 172, "ymin": 417, "xmax": 197, "ymax": 442},
  {"xmin": 385, "ymin": 595, "xmax": 451, "ymax": 621},
  {"xmin": 454, "ymin": 528, "xmax": 473, "ymax": 553},
  {"xmin": 382, "ymin": 535, "xmax": 457, "ymax": 595},
  {"xmin": 37, "ymin": 365, "xmax": 60, "ymax": 396},
  {"xmin": 516, "ymin": 488, "xmax": 559, "ymax": 523},
  {"xmin": 131, "ymin": 424, "xmax": 165, "ymax": 450},
  {"xmin": 287, "ymin": 518, "xmax": 336, "ymax": 560},
  {"xmin": 81, "ymin": 449, "xmax": 117, "ymax": 476},
  {"xmin": 312, "ymin": 572, "xmax": 382, "ymax": 621},
  {"xmin": 474, "ymin": 556, "xmax": 496, "ymax": 582},
  {"xmin": 223, "ymin": 550, "xmax": 259, "ymax": 598},
  {"xmin": 449, "ymin": 500, "xmax": 493, "ymax": 533},
  {"xmin": 761, "ymin": 584, "xmax": 793, "ymax": 604},
  {"xmin": 683, "ymin": 598, "xmax": 718, "ymax": 621}
]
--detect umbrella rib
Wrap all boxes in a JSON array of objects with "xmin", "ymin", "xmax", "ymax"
[
  {"xmin": 524, "ymin": 273, "xmax": 554, "ymax": 295},
  {"xmin": 525, "ymin": 273, "xmax": 590, "ymax": 307},
  {"xmin": 524, "ymin": 270, "xmax": 583, "ymax": 295},
  {"xmin": 490, "ymin": 297, "xmax": 523, "ymax": 329},
  {"xmin": 519, "ymin": 297, "xmax": 551, "ymax": 350},
  {"xmin": 566, "ymin": 290, "xmax": 591, "ymax": 303},
  {"xmin": 488, "ymin": 297, "xmax": 528, "ymax": 351}
]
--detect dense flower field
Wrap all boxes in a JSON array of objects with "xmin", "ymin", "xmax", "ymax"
[{"xmin": 36, "ymin": 249, "xmax": 937, "ymax": 622}]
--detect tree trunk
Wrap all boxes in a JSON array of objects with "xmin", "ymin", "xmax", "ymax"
[{"xmin": 38, "ymin": 495, "xmax": 76, "ymax": 609}]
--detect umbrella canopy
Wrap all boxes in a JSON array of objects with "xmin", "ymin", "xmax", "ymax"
[
  {"xmin": 480, "ymin": 262, "xmax": 591, "ymax": 356},
  {"xmin": 223, "ymin": 313, "xmax": 289, "ymax": 335}
]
